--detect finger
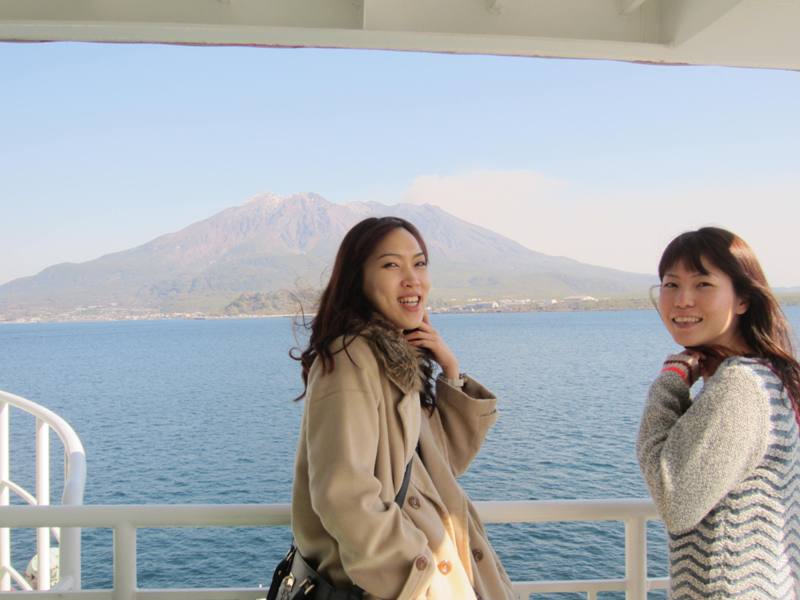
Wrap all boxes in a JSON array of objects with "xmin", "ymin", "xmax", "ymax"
[
  {"xmin": 406, "ymin": 332, "xmax": 439, "ymax": 345},
  {"xmin": 408, "ymin": 338, "xmax": 434, "ymax": 350},
  {"xmin": 422, "ymin": 311, "xmax": 431, "ymax": 325},
  {"xmin": 405, "ymin": 328, "xmax": 435, "ymax": 340},
  {"xmin": 413, "ymin": 320, "xmax": 433, "ymax": 334},
  {"xmin": 406, "ymin": 333, "xmax": 436, "ymax": 346}
]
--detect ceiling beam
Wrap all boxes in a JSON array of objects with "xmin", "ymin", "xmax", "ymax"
[
  {"xmin": 486, "ymin": 0, "xmax": 504, "ymax": 16},
  {"xmin": 619, "ymin": 0, "xmax": 648, "ymax": 16},
  {"xmin": 0, "ymin": 0, "xmax": 798, "ymax": 71},
  {"xmin": 0, "ymin": 0, "xmax": 364, "ymax": 29},
  {"xmin": 360, "ymin": 0, "xmax": 658, "ymax": 41},
  {"xmin": 660, "ymin": 0, "xmax": 745, "ymax": 46}
]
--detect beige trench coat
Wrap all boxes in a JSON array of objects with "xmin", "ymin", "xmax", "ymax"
[{"xmin": 291, "ymin": 335, "xmax": 515, "ymax": 600}]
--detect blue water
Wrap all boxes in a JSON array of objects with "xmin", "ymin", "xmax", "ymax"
[{"xmin": 2, "ymin": 308, "xmax": 799, "ymax": 598}]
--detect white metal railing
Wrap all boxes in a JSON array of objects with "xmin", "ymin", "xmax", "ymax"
[
  {"xmin": 0, "ymin": 500, "xmax": 669, "ymax": 600},
  {"xmin": 0, "ymin": 390, "xmax": 87, "ymax": 592}
]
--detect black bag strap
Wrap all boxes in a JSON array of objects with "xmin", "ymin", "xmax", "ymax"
[
  {"xmin": 394, "ymin": 443, "xmax": 419, "ymax": 508},
  {"xmin": 394, "ymin": 458, "xmax": 413, "ymax": 507}
]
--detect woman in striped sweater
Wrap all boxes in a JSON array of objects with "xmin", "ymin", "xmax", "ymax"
[{"xmin": 637, "ymin": 227, "xmax": 800, "ymax": 599}]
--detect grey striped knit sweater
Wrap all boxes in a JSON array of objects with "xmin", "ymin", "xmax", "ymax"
[{"xmin": 637, "ymin": 356, "xmax": 800, "ymax": 598}]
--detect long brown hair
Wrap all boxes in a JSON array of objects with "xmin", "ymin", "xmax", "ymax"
[
  {"xmin": 292, "ymin": 216, "xmax": 435, "ymax": 406},
  {"xmin": 658, "ymin": 227, "xmax": 800, "ymax": 404}
]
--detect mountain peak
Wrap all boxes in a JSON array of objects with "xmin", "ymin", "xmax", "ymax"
[
  {"xmin": 243, "ymin": 192, "xmax": 283, "ymax": 208},
  {"xmin": 0, "ymin": 192, "xmax": 653, "ymax": 319}
]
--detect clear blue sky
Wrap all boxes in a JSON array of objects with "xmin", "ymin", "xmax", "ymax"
[{"xmin": 2, "ymin": 42, "xmax": 798, "ymax": 286}]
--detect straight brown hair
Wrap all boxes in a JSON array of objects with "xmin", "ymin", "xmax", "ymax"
[
  {"xmin": 659, "ymin": 226, "xmax": 800, "ymax": 405},
  {"xmin": 292, "ymin": 216, "xmax": 435, "ymax": 407}
]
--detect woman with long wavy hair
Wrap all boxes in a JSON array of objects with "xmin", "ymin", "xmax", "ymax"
[
  {"xmin": 638, "ymin": 226, "xmax": 800, "ymax": 598},
  {"xmin": 283, "ymin": 216, "xmax": 514, "ymax": 600}
]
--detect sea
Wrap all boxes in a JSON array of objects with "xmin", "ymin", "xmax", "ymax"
[{"xmin": 3, "ymin": 307, "xmax": 799, "ymax": 598}]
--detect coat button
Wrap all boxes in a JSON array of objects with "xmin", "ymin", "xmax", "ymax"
[
  {"xmin": 472, "ymin": 548, "xmax": 484, "ymax": 562},
  {"xmin": 437, "ymin": 560, "xmax": 451, "ymax": 575},
  {"xmin": 408, "ymin": 495, "xmax": 421, "ymax": 509},
  {"xmin": 415, "ymin": 556, "xmax": 428, "ymax": 571}
]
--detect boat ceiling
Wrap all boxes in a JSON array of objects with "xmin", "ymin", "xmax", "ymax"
[{"xmin": 1, "ymin": 0, "xmax": 799, "ymax": 70}]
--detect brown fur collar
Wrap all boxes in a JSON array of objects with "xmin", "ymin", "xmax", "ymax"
[{"xmin": 357, "ymin": 316, "xmax": 425, "ymax": 395}]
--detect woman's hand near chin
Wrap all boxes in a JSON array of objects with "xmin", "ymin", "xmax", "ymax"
[
  {"xmin": 679, "ymin": 348, "xmax": 726, "ymax": 380},
  {"xmin": 404, "ymin": 312, "xmax": 460, "ymax": 379},
  {"xmin": 662, "ymin": 349, "xmax": 705, "ymax": 385},
  {"xmin": 698, "ymin": 350, "xmax": 727, "ymax": 379}
]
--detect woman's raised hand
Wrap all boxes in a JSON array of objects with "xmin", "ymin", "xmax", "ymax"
[
  {"xmin": 663, "ymin": 350, "xmax": 704, "ymax": 385},
  {"xmin": 405, "ymin": 312, "xmax": 460, "ymax": 379}
]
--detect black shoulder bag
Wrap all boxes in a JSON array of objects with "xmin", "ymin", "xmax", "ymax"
[{"xmin": 267, "ymin": 456, "xmax": 415, "ymax": 600}]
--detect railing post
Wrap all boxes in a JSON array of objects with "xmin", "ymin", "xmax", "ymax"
[
  {"xmin": 58, "ymin": 451, "xmax": 85, "ymax": 592},
  {"xmin": 58, "ymin": 525, "xmax": 81, "ymax": 591},
  {"xmin": 625, "ymin": 516, "xmax": 647, "ymax": 600},
  {"xmin": 0, "ymin": 401, "xmax": 9, "ymax": 591},
  {"xmin": 35, "ymin": 418, "xmax": 51, "ymax": 590},
  {"xmin": 113, "ymin": 524, "xmax": 137, "ymax": 600}
]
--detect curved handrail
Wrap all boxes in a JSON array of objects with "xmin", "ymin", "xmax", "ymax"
[
  {"xmin": 0, "ymin": 390, "xmax": 86, "ymax": 505},
  {"xmin": 0, "ymin": 390, "xmax": 86, "ymax": 592},
  {"xmin": 2, "ymin": 479, "xmax": 37, "ymax": 505}
]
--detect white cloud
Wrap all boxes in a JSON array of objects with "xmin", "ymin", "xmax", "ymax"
[
  {"xmin": 403, "ymin": 168, "xmax": 570, "ymax": 252},
  {"xmin": 402, "ymin": 169, "xmax": 800, "ymax": 287}
]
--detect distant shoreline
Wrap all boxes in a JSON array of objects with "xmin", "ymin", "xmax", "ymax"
[
  {"xmin": 2, "ymin": 293, "xmax": 799, "ymax": 326},
  {"xmin": 0, "ymin": 306, "xmax": 647, "ymax": 325},
  {"xmin": 0, "ymin": 312, "xmax": 299, "ymax": 325}
]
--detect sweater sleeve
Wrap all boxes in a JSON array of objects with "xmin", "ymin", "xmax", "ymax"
[
  {"xmin": 433, "ymin": 375, "xmax": 498, "ymax": 477},
  {"xmin": 304, "ymin": 338, "xmax": 435, "ymax": 599},
  {"xmin": 636, "ymin": 360, "xmax": 771, "ymax": 533}
]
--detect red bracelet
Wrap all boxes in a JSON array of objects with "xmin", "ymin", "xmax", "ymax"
[
  {"xmin": 664, "ymin": 359, "xmax": 694, "ymax": 374},
  {"xmin": 661, "ymin": 365, "xmax": 690, "ymax": 383}
]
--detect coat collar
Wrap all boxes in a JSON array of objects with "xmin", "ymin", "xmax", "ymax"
[{"xmin": 357, "ymin": 316, "xmax": 425, "ymax": 395}]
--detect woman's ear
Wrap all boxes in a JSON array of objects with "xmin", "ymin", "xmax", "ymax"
[{"xmin": 735, "ymin": 296, "xmax": 749, "ymax": 315}]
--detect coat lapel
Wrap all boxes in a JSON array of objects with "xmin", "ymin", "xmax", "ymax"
[
  {"xmin": 359, "ymin": 317, "xmax": 426, "ymax": 463},
  {"xmin": 359, "ymin": 316, "xmax": 424, "ymax": 396},
  {"xmin": 395, "ymin": 389, "xmax": 420, "ymax": 460}
]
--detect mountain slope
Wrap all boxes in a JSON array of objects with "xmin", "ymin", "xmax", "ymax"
[{"xmin": 0, "ymin": 193, "xmax": 654, "ymax": 318}]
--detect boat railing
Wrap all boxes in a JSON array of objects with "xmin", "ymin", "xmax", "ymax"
[
  {"xmin": 0, "ymin": 501, "xmax": 669, "ymax": 600},
  {"xmin": 0, "ymin": 390, "xmax": 87, "ymax": 592}
]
